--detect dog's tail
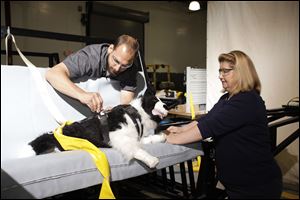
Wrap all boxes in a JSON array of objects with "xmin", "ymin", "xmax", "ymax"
[{"xmin": 29, "ymin": 132, "xmax": 61, "ymax": 155}]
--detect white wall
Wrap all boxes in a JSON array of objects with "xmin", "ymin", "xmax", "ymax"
[{"xmin": 207, "ymin": 1, "xmax": 299, "ymax": 190}]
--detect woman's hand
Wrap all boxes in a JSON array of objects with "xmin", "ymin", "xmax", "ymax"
[
  {"xmin": 165, "ymin": 126, "xmax": 182, "ymax": 135},
  {"xmin": 164, "ymin": 122, "xmax": 202, "ymax": 145},
  {"xmin": 164, "ymin": 126, "xmax": 183, "ymax": 144}
]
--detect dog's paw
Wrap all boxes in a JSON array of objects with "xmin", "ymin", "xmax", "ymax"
[
  {"xmin": 147, "ymin": 157, "xmax": 159, "ymax": 168},
  {"xmin": 140, "ymin": 137, "xmax": 152, "ymax": 144},
  {"xmin": 133, "ymin": 149, "xmax": 159, "ymax": 168},
  {"xmin": 141, "ymin": 133, "xmax": 167, "ymax": 144},
  {"xmin": 159, "ymin": 132, "xmax": 167, "ymax": 142}
]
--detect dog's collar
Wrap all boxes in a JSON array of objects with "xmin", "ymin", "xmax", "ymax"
[{"xmin": 123, "ymin": 105, "xmax": 144, "ymax": 138}]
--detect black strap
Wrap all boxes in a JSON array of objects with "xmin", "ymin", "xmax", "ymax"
[
  {"xmin": 97, "ymin": 114, "xmax": 110, "ymax": 145},
  {"xmin": 138, "ymin": 50, "xmax": 156, "ymax": 95},
  {"xmin": 123, "ymin": 105, "xmax": 144, "ymax": 138}
]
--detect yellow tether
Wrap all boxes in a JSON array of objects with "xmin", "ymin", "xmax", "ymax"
[
  {"xmin": 53, "ymin": 122, "xmax": 116, "ymax": 199},
  {"xmin": 188, "ymin": 92, "xmax": 196, "ymax": 120},
  {"xmin": 188, "ymin": 93, "xmax": 201, "ymax": 172}
]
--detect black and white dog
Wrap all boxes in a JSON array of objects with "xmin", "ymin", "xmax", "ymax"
[{"xmin": 29, "ymin": 89, "xmax": 168, "ymax": 168}]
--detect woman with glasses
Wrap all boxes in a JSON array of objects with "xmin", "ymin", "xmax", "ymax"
[
  {"xmin": 45, "ymin": 35, "xmax": 139, "ymax": 113},
  {"xmin": 165, "ymin": 50, "xmax": 282, "ymax": 199}
]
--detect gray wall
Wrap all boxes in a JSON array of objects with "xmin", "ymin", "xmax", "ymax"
[
  {"xmin": 1, "ymin": 1, "xmax": 86, "ymax": 67},
  {"xmin": 1, "ymin": 1, "xmax": 207, "ymax": 73}
]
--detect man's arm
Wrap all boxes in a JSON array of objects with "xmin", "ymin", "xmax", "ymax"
[
  {"xmin": 46, "ymin": 62, "xmax": 103, "ymax": 112},
  {"xmin": 120, "ymin": 90, "xmax": 135, "ymax": 104}
]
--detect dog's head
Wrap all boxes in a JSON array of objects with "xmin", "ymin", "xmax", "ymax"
[{"xmin": 141, "ymin": 89, "xmax": 168, "ymax": 122}]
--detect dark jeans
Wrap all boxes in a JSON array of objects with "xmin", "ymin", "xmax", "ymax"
[{"xmin": 225, "ymin": 178, "xmax": 282, "ymax": 199}]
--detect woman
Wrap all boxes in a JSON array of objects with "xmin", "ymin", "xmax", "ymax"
[{"xmin": 166, "ymin": 50, "xmax": 282, "ymax": 199}]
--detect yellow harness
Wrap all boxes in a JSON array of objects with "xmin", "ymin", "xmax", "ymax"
[{"xmin": 53, "ymin": 121, "xmax": 115, "ymax": 199}]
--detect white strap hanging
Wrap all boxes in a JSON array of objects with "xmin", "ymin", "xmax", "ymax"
[{"xmin": 5, "ymin": 27, "xmax": 66, "ymax": 125}]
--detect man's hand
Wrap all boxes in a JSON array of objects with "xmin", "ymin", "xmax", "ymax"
[{"xmin": 79, "ymin": 92, "xmax": 103, "ymax": 113}]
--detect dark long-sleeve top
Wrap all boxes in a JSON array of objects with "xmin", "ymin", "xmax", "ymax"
[{"xmin": 198, "ymin": 90, "xmax": 282, "ymax": 186}]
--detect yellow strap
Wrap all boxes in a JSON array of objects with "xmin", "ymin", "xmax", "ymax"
[
  {"xmin": 189, "ymin": 93, "xmax": 196, "ymax": 120},
  {"xmin": 188, "ymin": 92, "xmax": 200, "ymax": 172},
  {"xmin": 192, "ymin": 156, "xmax": 202, "ymax": 172},
  {"xmin": 53, "ymin": 121, "xmax": 115, "ymax": 199}
]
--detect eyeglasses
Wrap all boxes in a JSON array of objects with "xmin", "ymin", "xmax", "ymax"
[
  {"xmin": 112, "ymin": 55, "xmax": 133, "ymax": 69},
  {"xmin": 219, "ymin": 68, "xmax": 234, "ymax": 76}
]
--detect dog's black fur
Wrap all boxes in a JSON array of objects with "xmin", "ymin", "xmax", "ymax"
[{"xmin": 29, "ymin": 89, "xmax": 168, "ymax": 168}]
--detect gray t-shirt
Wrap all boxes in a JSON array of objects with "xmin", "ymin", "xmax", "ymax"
[{"xmin": 63, "ymin": 43, "xmax": 137, "ymax": 92}]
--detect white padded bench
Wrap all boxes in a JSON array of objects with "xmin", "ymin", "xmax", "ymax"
[{"xmin": 1, "ymin": 65, "xmax": 203, "ymax": 199}]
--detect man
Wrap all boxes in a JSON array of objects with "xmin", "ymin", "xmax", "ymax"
[{"xmin": 46, "ymin": 35, "xmax": 139, "ymax": 113}]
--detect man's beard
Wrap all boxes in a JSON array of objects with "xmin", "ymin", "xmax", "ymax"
[{"xmin": 107, "ymin": 67, "xmax": 117, "ymax": 77}]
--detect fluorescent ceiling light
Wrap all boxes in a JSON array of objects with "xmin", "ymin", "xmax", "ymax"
[{"xmin": 189, "ymin": 1, "xmax": 200, "ymax": 11}]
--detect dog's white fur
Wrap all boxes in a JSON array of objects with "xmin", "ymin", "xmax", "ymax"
[{"xmin": 109, "ymin": 98, "xmax": 167, "ymax": 168}]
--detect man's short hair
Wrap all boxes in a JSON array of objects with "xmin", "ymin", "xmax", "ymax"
[{"xmin": 114, "ymin": 35, "xmax": 139, "ymax": 55}]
